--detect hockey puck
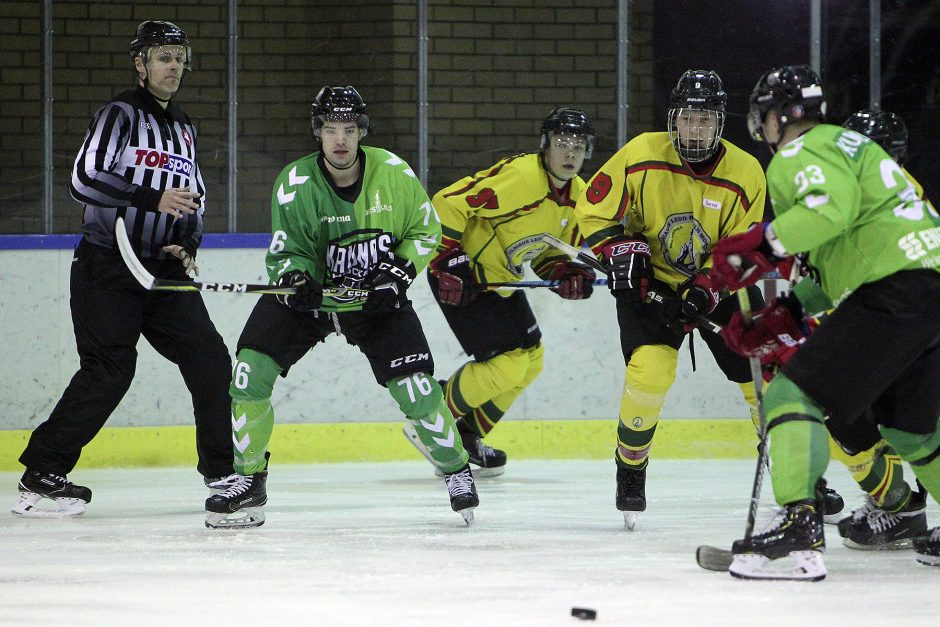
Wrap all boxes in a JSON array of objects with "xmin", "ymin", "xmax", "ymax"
[{"xmin": 571, "ymin": 607, "xmax": 597, "ymax": 620}]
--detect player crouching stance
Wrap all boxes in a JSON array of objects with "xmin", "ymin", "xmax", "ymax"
[
  {"xmin": 710, "ymin": 65, "xmax": 940, "ymax": 579},
  {"xmin": 205, "ymin": 86, "xmax": 477, "ymax": 528}
]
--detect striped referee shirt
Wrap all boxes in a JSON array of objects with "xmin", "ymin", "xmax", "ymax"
[{"xmin": 70, "ymin": 86, "xmax": 206, "ymax": 260}]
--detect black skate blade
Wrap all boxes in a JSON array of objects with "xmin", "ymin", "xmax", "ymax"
[{"xmin": 696, "ymin": 545, "xmax": 733, "ymax": 571}]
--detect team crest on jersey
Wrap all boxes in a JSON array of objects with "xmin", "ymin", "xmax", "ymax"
[
  {"xmin": 658, "ymin": 213, "xmax": 710, "ymax": 275},
  {"xmin": 326, "ymin": 230, "xmax": 394, "ymax": 301},
  {"xmin": 182, "ymin": 128, "xmax": 192, "ymax": 146},
  {"xmin": 504, "ymin": 235, "xmax": 548, "ymax": 276}
]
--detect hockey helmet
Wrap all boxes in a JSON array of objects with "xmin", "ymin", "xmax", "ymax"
[
  {"xmin": 843, "ymin": 109, "xmax": 908, "ymax": 165},
  {"xmin": 747, "ymin": 65, "xmax": 826, "ymax": 144},
  {"xmin": 129, "ymin": 21, "xmax": 191, "ymax": 72},
  {"xmin": 540, "ymin": 107, "xmax": 595, "ymax": 159},
  {"xmin": 311, "ymin": 86, "xmax": 370, "ymax": 137},
  {"xmin": 668, "ymin": 70, "xmax": 727, "ymax": 162}
]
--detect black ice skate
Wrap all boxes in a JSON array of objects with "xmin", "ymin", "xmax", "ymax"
[
  {"xmin": 456, "ymin": 420, "xmax": 507, "ymax": 478},
  {"xmin": 729, "ymin": 500, "xmax": 826, "ymax": 581},
  {"xmin": 204, "ymin": 470, "xmax": 268, "ymax": 529},
  {"xmin": 443, "ymin": 463, "xmax": 478, "ymax": 525},
  {"xmin": 843, "ymin": 488, "xmax": 927, "ymax": 550},
  {"xmin": 616, "ymin": 465, "xmax": 646, "ymax": 531},
  {"xmin": 913, "ymin": 527, "xmax": 940, "ymax": 566},
  {"xmin": 12, "ymin": 470, "xmax": 93, "ymax": 518}
]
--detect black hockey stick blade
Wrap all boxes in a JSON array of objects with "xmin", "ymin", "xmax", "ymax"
[
  {"xmin": 538, "ymin": 233, "xmax": 609, "ymax": 275},
  {"xmin": 113, "ymin": 217, "xmax": 364, "ymax": 298},
  {"xmin": 482, "ymin": 278, "xmax": 609, "ymax": 290},
  {"xmin": 695, "ymin": 545, "xmax": 734, "ymax": 571}
]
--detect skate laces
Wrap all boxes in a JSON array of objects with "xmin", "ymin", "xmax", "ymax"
[
  {"xmin": 445, "ymin": 468, "xmax": 474, "ymax": 496},
  {"xmin": 850, "ymin": 495, "xmax": 877, "ymax": 522},
  {"xmin": 865, "ymin": 508, "xmax": 900, "ymax": 533},
  {"xmin": 217, "ymin": 475, "xmax": 253, "ymax": 498}
]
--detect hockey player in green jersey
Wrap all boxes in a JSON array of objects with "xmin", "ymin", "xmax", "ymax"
[
  {"xmin": 710, "ymin": 65, "xmax": 940, "ymax": 579},
  {"xmin": 826, "ymin": 110, "xmax": 931, "ymax": 550},
  {"xmin": 403, "ymin": 107, "xmax": 597, "ymax": 478},
  {"xmin": 205, "ymin": 86, "xmax": 478, "ymax": 528}
]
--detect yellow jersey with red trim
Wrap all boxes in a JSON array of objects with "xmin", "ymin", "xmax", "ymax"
[
  {"xmin": 574, "ymin": 132, "xmax": 766, "ymax": 291},
  {"xmin": 432, "ymin": 152, "xmax": 586, "ymax": 285}
]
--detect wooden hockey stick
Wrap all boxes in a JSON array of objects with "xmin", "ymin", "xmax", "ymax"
[{"xmin": 114, "ymin": 217, "xmax": 368, "ymax": 298}]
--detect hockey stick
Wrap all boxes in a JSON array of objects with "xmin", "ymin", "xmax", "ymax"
[
  {"xmin": 537, "ymin": 233, "xmax": 724, "ymax": 334},
  {"xmin": 114, "ymin": 217, "xmax": 368, "ymax": 298},
  {"xmin": 695, "ymin": 288, "xmax": 768, "ymax": 572},
  {"xmin": 481, "ymin": 278, "xmax": 609, "ymax": 290}
]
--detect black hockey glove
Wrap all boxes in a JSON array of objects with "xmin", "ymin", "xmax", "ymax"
[
  {"xmin": 362, "ymin": 253, "xmax": 417, "ymax": 312},
  {"xmin": 661, "ymin": 273, "xmax": 720, "ymax": 334},
  {"xmin": 276, "ymin": 270, "xmax": 323, "ymax": 311},
  {"xmin": 599, "ymin": 234, "xmax": 653, "ymax": 304}
]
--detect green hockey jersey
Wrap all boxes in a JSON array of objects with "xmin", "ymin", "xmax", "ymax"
[
  {"xmin": 265, "ymin": 146, "xmax": 440, "ymax": 312},
  {"xmin": 769, "ymin": 123, "xmax": 940, "ymax": 306}
]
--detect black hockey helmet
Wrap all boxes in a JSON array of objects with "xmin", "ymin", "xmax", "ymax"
[
  {"xmin": 748, "ymin": 65, "xmax": 826, "ymax": 144},
  {"xmin": 843, "ymin": 109, "xmax": 908, "ymax": 165},
  {"xmin": 670, "ymin": 70, "xmax": 727, "ymax": 111},
  {"xmin": 540, "ymin": 107, "xmax": 595, "ymax": 158},
  {"xmin": 311, "ymin": 86, "xmax": 370, "ymax": 137},
  {"xmin": 129, "ymin": 21, "xmax": 191, "ymax": 72},
  {"xmin": 668, "ymin": 70, "xmax": 727, "ymax": 162}
]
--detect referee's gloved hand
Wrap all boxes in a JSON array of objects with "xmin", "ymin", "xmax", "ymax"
[
  {"xmin": 362, "ymin": 253, "xmax": 417, "ymax": 312},
  {"xmin": 276, "ymin": 270, "xmax": 323, "ymax": 311}
]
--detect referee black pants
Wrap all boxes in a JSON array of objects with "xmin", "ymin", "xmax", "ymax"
[{"xmin": 19, "ymin": 239, "xmax": 234, "ymax": 479}]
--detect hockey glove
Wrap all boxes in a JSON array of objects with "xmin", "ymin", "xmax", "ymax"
[
  {"xmin": 276, "ymin": 270, "xmax": 323, "ymax": 311},
  {"xmin": 661, "ymin": 273, "xmax": 720, "ymax": 334},
  {"xmin": 545, "ymin": 262, "xmax": 596, "ymax": 300},
  {"xmin": 429, "ymin": 247, "xmax": 477, "ymax": 306},
  {"xmin": 363, "ymin": 252, "xmax": 417, "ymax": 312},
  {"xmin": 598, "ymin": 234, "xmax": 653, "ymax": 304},
  {"xmin": 710, "ymin": 222, "xmax": 796, "ymax": 291},
  {"xmin": 721, "ymin": 294, "xmax": 807, "ymax": 367}
]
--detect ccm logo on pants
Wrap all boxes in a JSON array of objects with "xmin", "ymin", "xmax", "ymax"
[{"xmin": 390, "ymin": 353, "xmax": 429, "ymax": 367}]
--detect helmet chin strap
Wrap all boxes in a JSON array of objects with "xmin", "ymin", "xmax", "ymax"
[
  {"xmin": 324, "ymin": 152, "xmax": 360, "ymax": 172},
  {"xmin": 540, "ymin": 153, "xmax": 572, "ymax": 187}
]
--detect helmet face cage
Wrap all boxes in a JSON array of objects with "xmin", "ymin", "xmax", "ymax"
[
  {"xmin": 130, "ymin": 21, "xmax": 192, "ymax": 73},
  {"xmin": 540, "ymin": 107, "xmax": 595, "ymax": 159},
  {"xmin": 748, "ymin": 65, "xmax": 826, "ymax": 145},
  {"xmin": 668, "ymin": 70, "xmax": 727, "ymax": 162},
  {"xmin": 311, "ymin": 86, "xmax": 369, "ymax": 139},
  {"xmin": 843, "ymin": 109, "xmax": 908, "ymax": 165}
]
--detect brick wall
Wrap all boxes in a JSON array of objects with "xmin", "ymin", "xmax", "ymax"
[{"xmin": 0, "ymin": 0, "xmax": 654, "ymax": 234}]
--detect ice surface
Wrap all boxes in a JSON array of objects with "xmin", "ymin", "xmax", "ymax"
[{"xmin": 1, "ymin": 460, "xmax": 938, "ymax": 626}]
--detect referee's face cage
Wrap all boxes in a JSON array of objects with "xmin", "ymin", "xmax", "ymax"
[
  {"xmin": 311, "ymin": 86, "xmax": 370, "ymax": 139},
  {"xmin": 540, "ymin": 107, "xmax": 595, "ymax": 159},
  {"xmin": 843, "ymin": 109, "xmax": 908, "ymax": 165},
  {"xmin": 129, "ymin": 21, "xmax": 192, "ymax": 73},
  {"xmin": 667, "ymin": 69, "xmax": 726, "ymax": 163},
  {"xmin": 747, "ymin": 65, "xmax": 826, "ymax": 145}
]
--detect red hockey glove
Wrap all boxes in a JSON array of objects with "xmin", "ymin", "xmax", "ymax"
[
  {"xmin": 721, "ymin": 296, "xmax": 807, "ymax": 366},
  {"xmin": 661, "ymin": 273, "xmax": 720, "ymax": 334},
  {"xmin": 546, "ymin": 262, "xmax": 596, "ymax": 300},
  {"xmin": 710, "ymin": 223, "xmax": 795, "ymax": 291},
  {"xmin": 598, "ymin": 234, "xmax": 653, "ymax": 304},
  {"xmin": 429, "ymin": 247, "xmax": 477, "ymax": 306}
]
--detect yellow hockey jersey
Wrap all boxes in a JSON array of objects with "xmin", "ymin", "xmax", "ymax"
[
  {"xmin": 574, "ymin": 132, "xmax": 767, "ymax": 291},
  {"xmin": 433, "ymin": 152, "xmax": 586, "ymax": 285}
]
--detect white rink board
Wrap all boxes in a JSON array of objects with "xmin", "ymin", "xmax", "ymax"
[
  {"xmin": 1, "ymin": 248, "xmax": 751, "ymax": 430},
  {"xmin": 1, "ymin": 459, "xmax": 938, "ymax": 626}
]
